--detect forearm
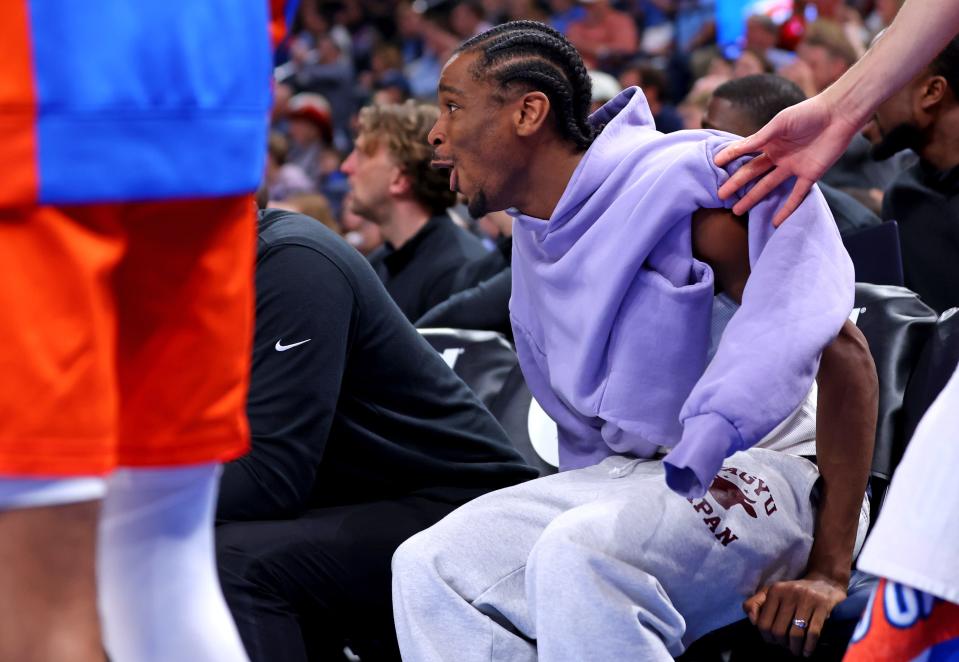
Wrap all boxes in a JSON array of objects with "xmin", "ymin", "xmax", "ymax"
[
  {"xmin": 824, "ymin": 0, "xmax": 959, "ymax": 127},
  {"xmin": 217, "ymin": 454, "xmax": 306, "ymax": 521},
  {"xmin": 806, "ymin": 321, "xmax": 877, "ymax": 585}
]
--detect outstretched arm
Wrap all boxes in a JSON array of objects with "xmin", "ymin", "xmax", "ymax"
[
  {"xmin": 744, "ymin": 319, "xmax": 877, "ymax": 657},
  {"xmin": 714, "ymin": 0, "xmax": 959, "ymax": 225},
  {"xmin": 692, "ymin": 209, "xmax": 877, "ymax": 656}
]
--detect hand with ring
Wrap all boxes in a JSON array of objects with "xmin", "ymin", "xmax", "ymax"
[{"xmin": 743, "ymin": 573, "xmax": 847, "ymax": 657}]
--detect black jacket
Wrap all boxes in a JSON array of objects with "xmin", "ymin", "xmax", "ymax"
[
  {"xmin": 218, "ymin": 209, "xmax": 536, "ymax": 520},
  {"xmin": 883, "ymin": 160, "xmax": 959, "ymax": 313},
  {"xmin": 367, "ymin": 214, "xmax": 487, "ymax": 322}
]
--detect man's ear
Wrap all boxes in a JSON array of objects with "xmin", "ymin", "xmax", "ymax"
[
  {"xmin": 918, "ymin": 75, "xmax": 948, "ymax": 113},
  {"xmin": 514, "ymin": 91, "xmax": 551, "ymax": 137},
  {"xmin": 388, "ymin": 164, "xmax": 411, "ymax": 196}
]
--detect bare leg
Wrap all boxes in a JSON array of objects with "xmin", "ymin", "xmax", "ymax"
[{"xmin": 0, "ymin": 501, "xmax": 105, "ymax": 662}]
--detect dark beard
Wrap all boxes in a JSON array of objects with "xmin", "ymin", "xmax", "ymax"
[
  {"xmin": 466, "ymin": 190, "xmax": 490, "ymax": 218},
  {"xmin": 871, "ymin": 122, "xmax": 924, "ymax": 161}
]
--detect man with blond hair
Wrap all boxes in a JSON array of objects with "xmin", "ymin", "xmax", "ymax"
[{"xmin": 345, "ymin": 101, "xmax": 487, "ymax": 321}]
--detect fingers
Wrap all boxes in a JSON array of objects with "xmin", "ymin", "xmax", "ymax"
[
  {"xmin": 787, "ymin": 602, "xmax": 813, "ymax": 658},
  {"xmin": 718, "ymin": 154, "xmax": 773, "ymax": 200},
  {"xmin": 714, "ymin": 121, "xmax": 776, "ymax": 167},
  {"xmin": 755, "ymin": 587, "xmax": 784, "ymax": 644},
  {"xmin": 769, "ymin": 586, "xmax": 801, "ymax": 648},
  {"xmin": 743, "ymin": 588, "xmax": 768, "ymax": 625},
  {"xmin": 802, "ymin": 603, "xmax": 830, "ymax": 658},
  {"xmin": 731, "ymin": 167, "xmax": 792, "ymax": 217},
  {"xmin": 771, "ymin": 178, "xmax": 815, "ymax": 227},
  {"xmin": 714, "ymin": 136, "xmax": 762, "ymax": 168}
]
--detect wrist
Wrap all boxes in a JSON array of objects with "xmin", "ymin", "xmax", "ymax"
[
  {"xmin": 820, "ymin": 79, "xmax": 874, "ymax": 133},
  {"xmin": 803, "ymin": 562, "xmax": 851, "ymax": 589}
]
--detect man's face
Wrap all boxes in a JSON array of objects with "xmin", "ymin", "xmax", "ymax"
[
  {"xmin": 745, "ymin": 18, "xmax": 776, "ymax": 52},
  {"xmin": 288, "ymin": 117, "xmax": 320, "ymax": 147},
  {"xmin": 701, "ymin": 96, "xmax": 757, "ymax": 138},
  {"xmin": 797, "ymin": 43, "xmax": 848, "ymax": 93},
  {"xmin": 339, "ymin": 135, "xmax": 397, "ymax": 222},
  {"xmin": 429, "ymin": 52, "xmax": 522, "ymax": 217},
  {"xmin": 869, "ymin": 77, "xmax": 926, "ymax": 160}
]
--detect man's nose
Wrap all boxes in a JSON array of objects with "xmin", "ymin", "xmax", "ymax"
[
  {"xmin": 428, "ymin": 120, "xmax": 444, "ymax": 147},
  {"xmin": 340, "ymin": 150, "xmax": 356, "ymax": 174}
]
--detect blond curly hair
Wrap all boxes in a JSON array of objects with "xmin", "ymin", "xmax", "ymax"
[{"xmin": 356, "ymin": 101, "xmax": 456, "ymax": 216}]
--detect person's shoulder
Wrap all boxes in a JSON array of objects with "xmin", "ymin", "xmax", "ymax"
[
  {"xmin": 260, "ymin": 208, "xmax": 341, "ymax": 251},
  {"xmin": 258, "ymin": 208, "xmax": 367, "ymax": 275},
  {"xmin": 429, "ymin": 214, "xmax": 487, "ymax": 257}
]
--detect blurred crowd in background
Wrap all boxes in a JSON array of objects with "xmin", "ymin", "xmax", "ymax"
[{"xmin": 264, "ymin": 0, "xmax": 907, "ymax": 256}]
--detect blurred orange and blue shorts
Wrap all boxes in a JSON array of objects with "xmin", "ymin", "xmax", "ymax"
[{"xmin": 0, "ymin": 197, "xmax": 256, "ymax": 476}]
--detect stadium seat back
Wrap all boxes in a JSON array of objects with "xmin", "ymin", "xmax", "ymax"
[
  {"xmin": 487, "ymin": 364, "xmax": 559, "ymax": 476},
  {"xmin": 418, "ymin": 328, "xmax": 558, "ymax": 476},
  {"xmin": 901, "ymin": 307, "xmax": 959, "ymax": 443},
  {"xmin": 852, "ymin": 284, "xmax": 938, "ymax": 509},
  {"xmin": 417, "ymin": 328, "xmax": 517, "ymax": 411},
  {"xmin": 842, "ymin": 221, "xmax": 904, "ymax": 287}
]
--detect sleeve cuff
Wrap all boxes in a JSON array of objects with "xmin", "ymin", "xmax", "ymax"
[{"xmin": 663, "ymin": 413, "xmax": 742, "ymax": 499}]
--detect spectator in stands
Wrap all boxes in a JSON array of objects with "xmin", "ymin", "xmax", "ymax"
[
  {"xmin": 868, "ymin": 35, "xmax": 959, "ymax": 312},
  {"xmin": 451, "ymin": 0, "xmax": 493, "ymax": 38},
  {"xmin": 732, "ymin": 48, "xmax": 774, "ymax": 78},
  {"xmin": 342, "ymin": 101, "xmax": 486, "ymax": 321},
  {"xmin": 217, "ymin": 206, "xmax": 536, "ymax": 662},
  {"xmin": 866, "ymin": 0, "xmax": 904, "ymax": 36},
  {"xmin": 781, "ymin": 20, "xmax": 859, "ymax": 96},
  {"xmin": 589, "ymin": 69, "xmax": 623, "ymax": 112},
  {"xmin": 278, "ymin": 2, "xmax": 355, "ymax": 151},
  {"xmin": 286, "ymin": 92, "xmax": 335, "ymax": 183},
  {"xmin": 678, "ymin": 73, "xmax": 728, "ymax": 129},
  {"xmin": 266, "ymin": 131, "xmax": 315, "ymax": 202},
  {"xmin": 285, "ymin": 92, "xmax": 350, "ymax": 215},
  {"xmin": 619, "ymin": 64, "xmax": 684, "ymax": 133},
  {"xmin": 503, "ymin": 0, "xmax": 551, "ymax": 24},
  {"xmin": 674, "ymin": 0, "xmax": 717, "ymax": 53},
  {"xmin": 547, "ymin": 0, "xmax": 586, "ymax": 35},
  {"xmin": 745, "ymin": 14, "xmax": 795, "ymax": 70},
  {"xmin": 373, "ymin": 70, "xmax": 413, "ymax": 105},
  {"xmin": 636, "ymin": 0, "xmax": 675, "ymax": 55},
  {"xmin": 363, "ymin": 43, "xmax": 413, "ymax": 105},
  {"xmin": 566, "ymin": 0, "xmax": 638, "ymax": 69},
  {"xmin": 702, "ymin": 74, "xmax": 881, "ymax": 235},
  {"xmin": 394, "ymin": 22, "xmax": 876, "ymax": 660}
]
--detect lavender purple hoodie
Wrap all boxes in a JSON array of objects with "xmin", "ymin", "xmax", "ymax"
[{"xmin": 509, "ymin": 88, "xmax": 854, "ymax": 498}]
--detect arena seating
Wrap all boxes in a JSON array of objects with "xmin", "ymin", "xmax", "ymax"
[
  {"xmin": 418, "ymin": 327, "xmax": 558, "ymax": 476},
  {"xmin": 419, "ymin": 282, "xmax": 958, "ymax": 660},
  {"xmin": 841, "ymin": 221, "xmax": 905, "ymax": 288}
]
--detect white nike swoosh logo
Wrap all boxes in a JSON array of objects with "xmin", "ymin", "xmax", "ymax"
[{"xmin": 275, "ymin": 338, "xmax": 311, "ymax": 352}]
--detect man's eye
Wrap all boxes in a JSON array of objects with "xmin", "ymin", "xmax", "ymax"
[{"xmin": 447, "ymin": 103, "xmax": 460, "ymax": 113}]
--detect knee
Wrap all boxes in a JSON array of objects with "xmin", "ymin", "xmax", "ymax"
[
  {"xmin": 215, "ymin": 524, "xmax": 272, "ymax": 593},
  {"xmin": 391, "ymin": 527, "xmax": 440, "ymax": 586},
  {"xmin": 527, "ymin": 506, "xmax": 606, "ymax": 580}
]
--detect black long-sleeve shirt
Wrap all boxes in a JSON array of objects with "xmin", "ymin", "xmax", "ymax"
[
  {"xmin": 882, "ymin": 160, "xmax": 959, "ymax": 313},
  {"xmin": 217, "ymin": 209, "xmax": 536, "ymax": 521},
  {"xmin": 367, "ymin": 214, "xmax": 487, "ymax": 322}
]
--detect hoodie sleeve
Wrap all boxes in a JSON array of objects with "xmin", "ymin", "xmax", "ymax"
[{"xmin": 662, "ymin": 141, "xmax": 855, "ymax": 498}]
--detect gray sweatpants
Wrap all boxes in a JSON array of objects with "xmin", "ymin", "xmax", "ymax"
[{"xmin": 392, "ymin": 449, "xmax": 823, "ymax": 661}]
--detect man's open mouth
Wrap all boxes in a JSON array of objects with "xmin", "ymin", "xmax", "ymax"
[{"xmin": 431, "ymin": 158, "xmax": 458, "ymax": 192}]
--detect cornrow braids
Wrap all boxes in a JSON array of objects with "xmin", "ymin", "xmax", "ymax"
[{"xmin": 455, "ymin": 21, "xmax": 596, "ymax": 150}]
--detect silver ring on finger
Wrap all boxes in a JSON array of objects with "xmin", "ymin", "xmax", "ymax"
[{"xmin": 792, "ymin": 618, "xmax": 808, "ymax": 630}]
